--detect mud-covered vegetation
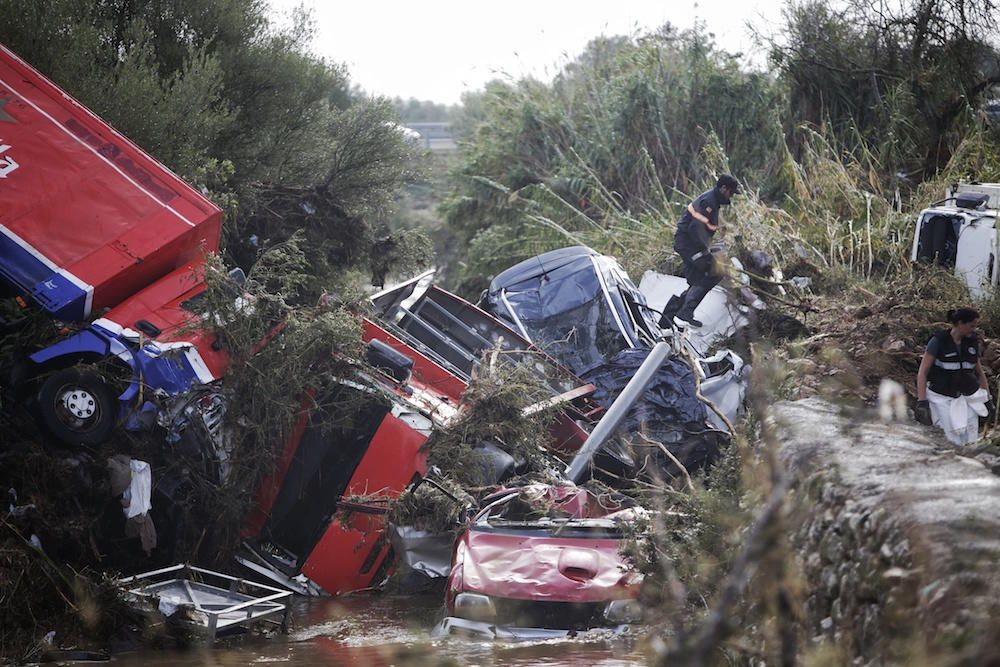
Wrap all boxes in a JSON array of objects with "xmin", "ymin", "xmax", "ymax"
[
  {"xmin": 384, "ymin": 349, "xmax": 564, "ymax": 535},
  {"xmin": 424, "ymin": 352, "xmax": 562, "ymax": 485}
]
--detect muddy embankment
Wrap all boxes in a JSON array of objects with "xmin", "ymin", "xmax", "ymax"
[{"xmin": 772, "ymin": 398, "xmax": 1000, "ymax": 664}]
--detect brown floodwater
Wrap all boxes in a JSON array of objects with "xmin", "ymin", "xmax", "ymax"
[{"xmin": 108, "ymin": 594, "xmax": 649, "ymax": 667}]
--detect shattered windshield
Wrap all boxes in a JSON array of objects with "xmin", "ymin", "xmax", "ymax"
[
  {"xmin": 475, "ymin": 520, "xmax": 626, "ymax": 539},
  {"xmin": 515, "ymin": 293, "xmax": 629, "ymax": 376}
]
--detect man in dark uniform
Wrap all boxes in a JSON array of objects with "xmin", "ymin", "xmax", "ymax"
[{"xmin": 659, "ymin": 174, "xmax": 739, "ymax": 329}]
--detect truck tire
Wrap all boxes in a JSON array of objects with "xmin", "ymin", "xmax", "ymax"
[{"xmin": 37, "ymin": 368, "xmax": 116, "ymax": 446}]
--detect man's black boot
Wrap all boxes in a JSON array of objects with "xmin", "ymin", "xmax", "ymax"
[
  {"xmin": 658, "ymin": 295, "xmax": 683, "ymax": 329},
  {"xmin": 673, "ymin": 315, "xmax": 703, "ymax": 329}
]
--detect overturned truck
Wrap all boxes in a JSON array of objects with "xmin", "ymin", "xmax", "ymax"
[{"xmin": 0, "ymin": 41, "xmax": 226, "ymax": 447}]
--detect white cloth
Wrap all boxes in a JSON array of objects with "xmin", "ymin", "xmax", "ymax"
[
  {"xmin": 125, "ymin": 459, "xmax": 152, "ymax": 519},
  {"xmin": 926, "ymin": 388, "xmax": 989, "ymax": 444}
]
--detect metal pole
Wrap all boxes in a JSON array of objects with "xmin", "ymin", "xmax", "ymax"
[{"xmin": 565, "ymin": 340, "xmax": 673, "ymax": 483}]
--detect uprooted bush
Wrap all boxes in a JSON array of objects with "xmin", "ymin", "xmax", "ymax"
[
  {"xmin": 165, "ymin": 237, "xmax": 368, "ymax": 567},
  {"xmin": 386, "ymin": 477, "xmax": 474, "ymax": 536},
  {"xmin": 423, "ymin": 349, "xmax": 564, "ymax": 487},
  {"xmin": 382, "ymin": 348, "xmax": 568, "ymax": 535}
]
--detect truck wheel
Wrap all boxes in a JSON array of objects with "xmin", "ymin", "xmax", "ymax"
[{"xmin": 37, "ymin": 368, "xmax": 116, "ymax": 446}]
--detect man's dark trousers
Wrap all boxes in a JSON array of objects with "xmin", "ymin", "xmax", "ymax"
[{"xmin": 674, "ymin": 248, "xmax": 721, "ymax": 322}]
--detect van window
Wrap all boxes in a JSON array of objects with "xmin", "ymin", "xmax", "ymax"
[{"xmin": 915, "ymin": 213, "xmax": 960, "ymax": 266}]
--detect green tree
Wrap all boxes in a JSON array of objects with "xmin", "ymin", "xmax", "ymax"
[
  {"xmin": 771, "ymin": 0, "xmax": 1000, "ymax": 177},
  {"xmin": 0, "ymin": 0, "xmax": 426, "ymax": 288},
  {"xmin": 392, "ymin": 97, "xmax": 459, "ymax": 123},
  {"xmin": 0, "ymin": 0, "xmax": 232, "ymax": 182},
  {"xmin": 440, "ymin": 25, "xmax": 785, "ymax": 294}
]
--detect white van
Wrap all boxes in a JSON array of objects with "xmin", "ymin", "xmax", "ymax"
[{"xmin": 910, "ymin": 183, "xmax": 1000, "ymax": 299}]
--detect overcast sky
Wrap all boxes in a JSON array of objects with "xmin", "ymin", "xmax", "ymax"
[{"xmin": 268, "ymin": 1, "xmax": 788, "ymax": 104}]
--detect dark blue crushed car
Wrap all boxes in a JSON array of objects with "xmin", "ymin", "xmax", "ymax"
[
  {"xmin": 480, "ymin": 246, "xmax": 662, "ymax": 376},
  {"xmin": 480, "ymin": 246, "xmax": 748, "ymax": 475}
]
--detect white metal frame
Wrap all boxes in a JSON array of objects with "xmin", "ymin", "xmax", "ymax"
[{"xmin": 119, "ymin": 563, "xmax": 293, "ymax": 644}]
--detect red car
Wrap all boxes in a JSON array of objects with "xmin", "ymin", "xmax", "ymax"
[{"xmin": 437, "ymin": 483, "xmax": 646, "ymax": 640}]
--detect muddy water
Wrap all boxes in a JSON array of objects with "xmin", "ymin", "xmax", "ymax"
[{"xmin": 110, "ymin": 595, "xmax": 648, "ymax": 667}]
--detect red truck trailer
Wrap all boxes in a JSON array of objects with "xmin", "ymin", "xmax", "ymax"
[{"xmin": 0, "ymin": 43, "xmax": 222, "ymax": 322}]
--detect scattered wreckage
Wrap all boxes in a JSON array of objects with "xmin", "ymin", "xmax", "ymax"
[
  {"xmin": 119, "ymin": 564, "xmax": 292, "ymax": 644},
  {"xmin": 3, "ymin": 236, "xmax": 753, "ymax": 638},
  {"xmin": 377, "ymin": 247, "xmax": 755, "ymax": 639},
  {"xmin": 235, "ymin": 268, "xmax": 631, "ymax": 598},
  {"xmin": 0, "ymin": 37, "xmax": 762, "ymax": 652},
  {"xmin": 145, "ymin": 248, "xmax": 749, "ymax": 610}
]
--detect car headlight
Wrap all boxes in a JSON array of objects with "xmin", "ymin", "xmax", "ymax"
[
  {"xmin": 604, "ymin": 598, "xmax": 643, "ymax": 624},
  {"xmin": 453, "ymin": 593, "xmax": 496, "ymax": 621}
]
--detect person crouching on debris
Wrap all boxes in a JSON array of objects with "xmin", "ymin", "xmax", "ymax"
[
  {"xmin": 660, "ymin": 174, "xmax": 739, "ymax": 330},
  {"xmin": 915, "ymin": 307, "xmax": 994, "ymax": 444}
]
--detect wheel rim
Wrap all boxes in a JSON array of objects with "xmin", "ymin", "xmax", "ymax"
[{"xmin": 55, "ymin": 384, "xmax": 102, "ymax": 432}]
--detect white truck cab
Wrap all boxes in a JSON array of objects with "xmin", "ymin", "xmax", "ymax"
[{"xmin": 910, "ymin": 183, "xmax": 1000, "ymax": 299}]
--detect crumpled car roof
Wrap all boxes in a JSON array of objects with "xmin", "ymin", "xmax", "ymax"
[{"xmin": 483, "ymin": 245, "xmax": 660, "ymax": 376}]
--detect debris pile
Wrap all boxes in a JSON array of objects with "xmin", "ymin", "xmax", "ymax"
[{"xmin": 4, "ymin": 31, "xmax": 996, "ymax": 659}]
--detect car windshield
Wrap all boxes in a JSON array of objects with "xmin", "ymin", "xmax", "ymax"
[
  {"xmin": 518, "ymin": 293, "xmax": 628, "ymax": 375},
  {"xmin": 488, "ymin": 250, "xmax": 660, "ymax": 375},
  {"xmin": 475, "ymin": 517, "xmax": 626, "ymax": 539}
]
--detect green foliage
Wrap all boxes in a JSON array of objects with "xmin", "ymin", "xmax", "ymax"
[
  {"xmin": 321, "ymin": 98, "xmax": 420, "ymax": 217},
  {"xmin": 87, "ymin": 38, "xmax": 232, "ymax": 182},
  {"xmin": 634, "ymin": 441, "xmax": 746, "ymax": 593},
  {"xmin": 771, "ymin": 0, "xmax": 1000, "ymax": 178},
  {"xmin": 192, "ymin": 158, "xmax": 239, "ymax": 222},
  {"xmin": 199, "ymin": 237, "xmax": 362, "ymax": 431},
  {"xmin": 391, "ymin": 97, "xmax": 459, "ymax": 123},
  {"xmin": 933, "ymin": 121, "xmax": 1000, "ymax": 186},
  {"xmin": 212, "ymin": 17, "xmax": 354, "ymax": 186},
  {"xmin": 439, "ymin": 4, "xmax": 1000, "ymax": 295},
  {"xmin": 439, "ymin": 26, "xmax": 787, "ymax": 295},
  {"xmin": 370, "ymin": 228, "xmax": 436, "ymax": 288}
]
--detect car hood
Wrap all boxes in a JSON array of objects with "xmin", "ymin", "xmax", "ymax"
[{"xmin": 457, "ymin": 527, "xmax": 638, "ymax": 603}]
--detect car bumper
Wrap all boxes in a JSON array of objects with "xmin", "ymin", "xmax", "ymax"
[{"xmin": 431, "ymin": 616, "xmax": 630, "ymax": 641}]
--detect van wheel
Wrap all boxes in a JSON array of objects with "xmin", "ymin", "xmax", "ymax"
[{"xmin": 37, "ymin": 368, "xmax": 116, "ymax": 446}]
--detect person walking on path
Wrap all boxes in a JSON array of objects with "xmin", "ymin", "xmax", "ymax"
[
  {"xmin": 659, "ymin": 174, "xmax": 739, "ymax": 330},
  {"xmin": 915, "ymin": 307, "xmax": 994, "ymax": 444}
]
